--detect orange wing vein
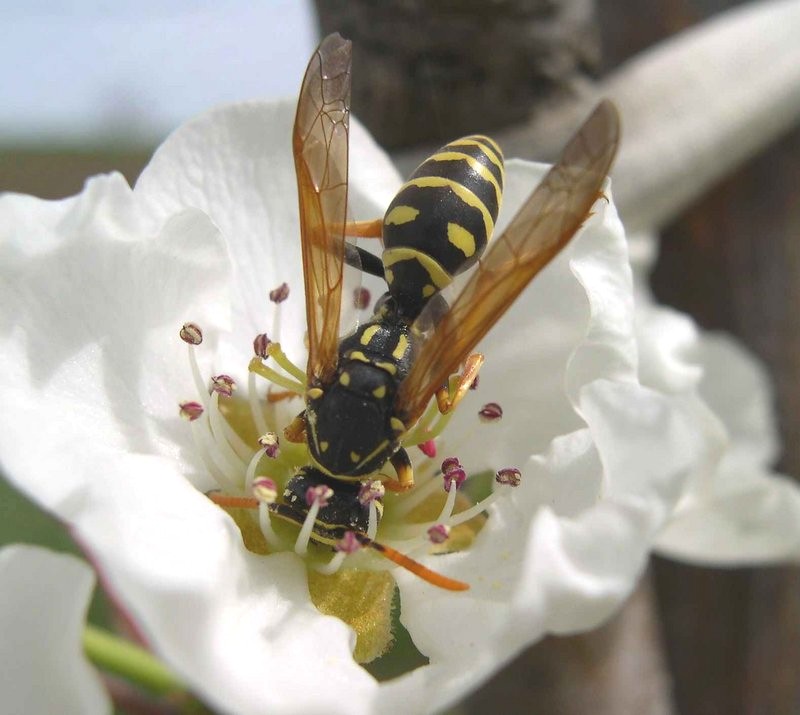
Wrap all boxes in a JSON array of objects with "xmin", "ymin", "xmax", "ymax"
[
  {"xmin": 293, "ymin": 33, "xmax": 352, "ymax": 385},
  {"xmin": 396, "ymin": 100, "xmax": 621, "ymax": 425}
]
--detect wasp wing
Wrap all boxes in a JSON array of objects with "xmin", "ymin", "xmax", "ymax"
[
  {"xmin": 293, "ymin": 33, "xmax": 352, "ymax": 385},
  {"xmin": 396, "ymin": 100, "xmax": 621, "ymax": 425}
]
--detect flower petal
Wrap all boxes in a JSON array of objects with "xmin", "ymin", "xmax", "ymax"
[
  {"xmin": 374, "ymin": 162, "xmax": 716, "ymax": 711},
  {"xmin": 0, "ymin": 544, "xmax": 110, "ymax": 715},
  {"xmin": 134, "ymin": 99, "xmax": 402, "ymax": 365},
  {"xmin": 0, "ymin": 171, "xmax": 381, "ymax": 714},
  {"xmin": 0, "ymin": 174, "xmax": 231, "ymax": 487}
]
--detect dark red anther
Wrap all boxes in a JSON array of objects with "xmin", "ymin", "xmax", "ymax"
[{"xmin": 269, "ymin": 282, "xmax": 290, "ymax": 304}]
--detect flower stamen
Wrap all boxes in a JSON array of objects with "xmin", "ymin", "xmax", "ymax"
[
  {"xmin": 266, "ymin": 342, "xmax": 307, "ymax": 384},
  {"xmin": 295, "ymin": 485, "xmax": 334, "ymax": 556},
  {"xmin": 208, "ymin": 391, "xmax": 250, "ymax": 467},
  {"xmin": 252, "ymin": 477, "xmax": 283, "ymax": 549},
  {"xmin": 248, "ymin": 357, "xmax": 304, "ymax": 395}
]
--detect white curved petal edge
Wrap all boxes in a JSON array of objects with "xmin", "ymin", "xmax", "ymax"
[
  {"xmin": 0, "ymin": 545, "xmax": 110, "ymax": 715},
  {"xmin": 627, "ymin": 231, "xmax": 800, "ymax": 564},
  {"xmin": 0, "ymin": 98, "xmax": 741, "ymax": 715}
]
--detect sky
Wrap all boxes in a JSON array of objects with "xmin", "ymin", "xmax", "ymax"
[{"xmin": 0, "ymin": 2, "xmax": 316, "ymax": 144}]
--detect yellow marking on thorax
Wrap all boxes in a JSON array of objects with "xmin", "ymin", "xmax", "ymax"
[
  {"xmin": 422, "ymin": 284, "xmax": 436, "ymax": 298},
  {"xmin": 383, "ymin": 247, "xmax": 452, "ymax": 289},
  {"xmin": 360, "ymin": 324, "xmax": 381, "ymax": 346},
  {"xmin": 339, "ymin": 372, "xmax": 351, "ymax": 386},
  {"xmin": 320, "ymin": 441, "xmax": 329, "ymax": 452},
  {"xmin": 372, "ymin": 385, "xmax": 387, "ymax": 399},
  {"xmin": 429, "ymin": 150, "xmax": 502, "ymax": 203},
  {"xmin": 350, "ymin": 451, "xmax": 361, "ymax": 463},
  {"xmin": 385, "ymin": 205, "xmax": 420, "ymax": 226},
  {"xmin": 447, "ymin": 222, "xmax": 476, "ymax": 258},
  {"xmin": 405, "ymin": 176, "xmax": 494, "ymax": 238},
  {"xmin": 307, "ymin": 387, "xmax": 323, "ymax": 400},
  {"xmin": 349, "ymin": 351, "xmax": 370, "ymax": 364},
  {"xmin": 390, "ymin": 417, "xmax": 406, "ymax": 434},
  {"xmin": 392, "ymin": 333, "xmax": 409, "ymax": 360}
]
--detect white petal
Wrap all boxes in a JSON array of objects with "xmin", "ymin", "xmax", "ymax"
[
  {"xmin": 653, "ymin": 327, "xmax": 800, "ymax": 563},
  {"xmin": 0, "ymin": 175, "xmax": 231, "ymax": 486},
  {"xmin": 376, "ymin": 161, "xmax": 715, "ymax": 711},
  {"xmin": 630, "ymin": 232, "xmax": 800, "ymax": 564},
  {"xmin": 385, "ymin": 383, "xmax": 716, "ymax": 714},
  {"xmin": 0, "ymin": 545, "xmax": 110, "ymax": 715},
  {"xmin": 0, "ymin": 172, "xmax": 379, "ymax": 714},
  {"xmin": 444, "ymin": 160, "xmax": 635, "ymax": 472},
  {"xmin": 135, "ymin": 99, "xmax": 402, "ymax": 365}
]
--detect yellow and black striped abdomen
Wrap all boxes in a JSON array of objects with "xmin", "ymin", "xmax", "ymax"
[{"xmin": 382, "ymin": 135, "xmax": 504, "ymax": 317}]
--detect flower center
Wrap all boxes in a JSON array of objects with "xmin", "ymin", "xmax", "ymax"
[{"xmin": 177, "ymin": 305, "xmax": 520, "ymax": 586}]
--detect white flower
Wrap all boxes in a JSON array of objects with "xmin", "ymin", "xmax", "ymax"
[
  {"xmin": 0, "ymin": 99, "xmax": 717, "ymax": 714},
  {"xmin": 0, "ymin": 545, "xmax": 110, "ymax": 715}
]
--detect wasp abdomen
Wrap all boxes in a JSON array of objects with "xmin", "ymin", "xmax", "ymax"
[{"xmin": 382, "ymin": 135, "xmax": 505, "ymax": 317}]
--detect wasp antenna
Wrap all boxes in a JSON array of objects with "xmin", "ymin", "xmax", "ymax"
[{"xmin": 361, "ymin": 537, "xmax": 470, "ymax": 592}]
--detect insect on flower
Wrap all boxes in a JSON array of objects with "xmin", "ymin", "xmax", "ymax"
[{"xmin": 206, "ymin": 33, "xmax": 620, "ymax": 592}]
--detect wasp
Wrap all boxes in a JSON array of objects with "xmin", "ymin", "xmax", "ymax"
[{"xmin": 261, "ymin": 33, "xmax": 620, "ymax": 589}]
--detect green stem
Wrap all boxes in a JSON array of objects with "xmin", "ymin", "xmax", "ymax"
[{"xmin": 82, "ymin": 625, "xmax": 185, "ymax": 697}]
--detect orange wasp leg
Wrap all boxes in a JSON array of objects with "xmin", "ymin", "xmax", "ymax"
[
  {"xmin": 207, "ymin": 492, "xmax": 260, "ymax": 509},
  {"xmin": 283, "ymin": 413, "xmax": 307, "ymax": 443},
  {"xmin": 267, "ymin": 389, "xmax": 299, "ymax": 403},
  {"xmin": 342, "ymin": 218, "xmax": 383, "ymax": 238},
  {"xmin": 380, "ymin": 448, "xmax": 414, "ymax": 493},
  {"xmin": 435, "ymin": 353, "xmax": 485, "ymax": 414}
]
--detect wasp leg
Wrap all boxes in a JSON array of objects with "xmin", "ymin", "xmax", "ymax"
[
  {"xmin": 267, "ymin": 388, "xmax": 299, "ymax": 403},
  {"xmin": 284, "ymin": 412, "xmax": 307, "ymax": 443},
  {"xmin": 381, "ymin": 447, "xmax": 414, "ymax": 492},
  {"xmin": 344, "ymin": 218, "xmax": 383, "ymax": 238},
  {"xmin": 344, "ymin": 243, "xmax": 385, "ymax": 279},
  {"xmin": 206, "ymin": 492, "xmax": 259, "ymax": 509},
  {"xmin": 436, "ymin": 353, "xmax": 485, "ymax": 414}
]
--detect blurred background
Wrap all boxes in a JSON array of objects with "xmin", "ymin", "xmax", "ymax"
[{"xmin": 2, "ymin": 1, "xmax": 800, "ymax": 713}]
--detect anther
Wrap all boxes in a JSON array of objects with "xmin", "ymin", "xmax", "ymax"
[
  {"xmin": 441, "ymin": 456, "xmax": 462, "ymax": 474},
  {"xmin": 210, "ymin": 374, "xmax": 236, "ymax": 397},
  {"xmin": 269, "ymin": 282, "xmax": 290, "ymax": 304},
  {"xmin": 353, "ymin": 287, "xmax": 371, "ymax": 310},
  {"xmin": 179, "ymin": 322, "xmax": 203, "ymax": 345},
  {"xmin": 496, "ymin": 467, "xmax": 522, "ymax": 487},
  {"xmin": 335, "ymin": 531, "xmax": 362, "ymax": 554},
  {"xmin": 253, "ymin": 333, "xmax": 272, "ymax": 359},
  {"xmin": 253, "ymin": 477, "xmax": 278, "ymax": 504},
  {"xmin": 478, "ymin": 402, "xmax": 503, "ymax": 422},
  {"xmin": 306, "ymin": 485, "xmax": 334, "ymax": 508},
  {"xmin": 179, "ymin": 401, "xmax": 204, "ymax": 421},
  {"xmin": 258, "ymin": 432, "xmax": 280, "ymax": 459},
  {"xmin": 443, "ymin": 467, "xmax": 467, "ymax": 491},
  {"xmin": 358, "ymin": 480, "xmax": 385, "ymax": 506},
  {"xmin": 418, "ymin": 438, "xmax": 437, "ymax": 458},
  {"xmin": 427, "ymin": 524, "xmax": 451, "ymax": 544}
]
